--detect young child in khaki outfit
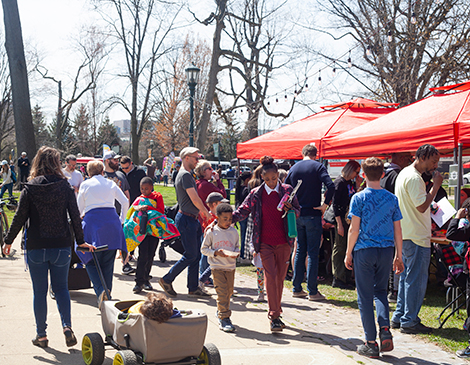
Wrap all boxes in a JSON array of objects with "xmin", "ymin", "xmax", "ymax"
[{"xmin": 201, "ymin": 203, "xmax": 240, "ymax": 332}]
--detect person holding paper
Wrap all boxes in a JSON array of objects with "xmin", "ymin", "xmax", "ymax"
[{"xmin": 391, "ymin": 144, "xmax": 443, "ymax": 335}]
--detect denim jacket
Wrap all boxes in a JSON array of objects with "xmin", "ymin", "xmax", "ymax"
[{"xmin": 233, "ymin": 182, "xmax": 300, "ymax": 253}]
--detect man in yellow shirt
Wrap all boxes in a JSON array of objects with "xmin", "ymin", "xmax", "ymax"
[{"xmin": 391, "ymin": 144, "xmax": 442, "ymax": 334}]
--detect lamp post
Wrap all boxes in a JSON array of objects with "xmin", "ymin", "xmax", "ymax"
[{"xmin": 185, "ymin": 64, "xmax": 200, "ymax": 147}]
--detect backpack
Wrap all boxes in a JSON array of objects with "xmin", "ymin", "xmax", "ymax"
[{"xmin": 10, "ymin": 169, "xmax": 16, "ymax": 183}]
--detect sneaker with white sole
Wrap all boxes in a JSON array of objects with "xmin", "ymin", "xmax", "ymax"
[
  {"xmin": 219, "ymin": 318, "xmax": 235, "ymax": 332},
  {"xmin": 457, "ymin": 345, "xmax": 470, "ymax": 358},
  {"xmin": 122, "ymin": 263, "xmax": 135, "ymax": 275},
  {"xmin": 188, "ymin": 287, "xmax": 211, "ymax": 297},
  {"xmin": 270, "ymin": 318, "xmax": 283, "ymax": 332}
]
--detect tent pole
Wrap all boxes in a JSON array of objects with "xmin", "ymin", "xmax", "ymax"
[
  {"xmin": 457, "ymin": 143, "xmax": 463, "ymax": 209},
  {"xmin": 454, "ymin": 147, "xmax": 458, "ymax": 207}
]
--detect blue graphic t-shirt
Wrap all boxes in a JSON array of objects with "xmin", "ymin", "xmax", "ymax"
[{"xmin": 348, "ymin": 187, "xmax": 402, "ymax": 251}]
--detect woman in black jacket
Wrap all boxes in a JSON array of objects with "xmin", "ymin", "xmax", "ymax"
[
  {"xmin": 2, "ymin": 146, "xmax": 93, "ymax": 349},
  {"xmin": 331, "ymin": 159, "xmax": 362, "ymax": 289}
]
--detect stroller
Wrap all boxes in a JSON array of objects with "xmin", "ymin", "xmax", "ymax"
[
  {"xmin": 80, "ymin": 246, "xmax": 221, "ymax": 365},
  {"xmin": 158, "ymin": 204, "xmax": 184, "ymax": 263}
]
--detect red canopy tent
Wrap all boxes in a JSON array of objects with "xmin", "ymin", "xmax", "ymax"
[
  {"xmin": 321, "ymin": 81, "xmax": 470, "ymax": 159},
  {"xmin": 236, "ymin": 98, "xmax": 398, "ymax": 160}
]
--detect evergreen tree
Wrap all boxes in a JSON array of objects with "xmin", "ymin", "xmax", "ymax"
[
  {"xmin": 31, "ymin": 104, "xmax": 51, "ymax": 148},
  {"xmin": 97, "ymin": 116, "xmax": 120, "ymax": 153},
  {"xmin": 73, "ymin": 103, "xmax": 92, "ymax": 156}
]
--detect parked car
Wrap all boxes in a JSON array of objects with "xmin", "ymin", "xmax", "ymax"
[{"xmin": 463, "ymin": 172, "xmax": 470, "ymax": 184}]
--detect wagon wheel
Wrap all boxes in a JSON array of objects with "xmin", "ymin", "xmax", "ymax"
[
  {"xmin": 82, "ymin": 332, "xmax": 105, "ymax": 365},
  {"xmin": 113, "ymin": 349, "xmax": 140, "ymax": 365},
  {"xmin": 198, "ymin": 343, "xmax": 221, "ymax": 365}
]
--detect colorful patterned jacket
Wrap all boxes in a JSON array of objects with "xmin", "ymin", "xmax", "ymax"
[{"xmin": 233, "ymin": 182, "xmax": 300, "ymax": 253}]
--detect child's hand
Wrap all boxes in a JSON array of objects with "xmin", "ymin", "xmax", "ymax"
[
  {"xmin": 393, "ymin": 256, "xmax": 404, "ymax": 275},
  {"xmin": 283, "ymin": 201, "xmax": 293, "ymax": 212},
  {"xmin": 215, "ymin": 249, "xmax": 228, "ymax": 257},
  {"xmin": 344, "ymin": 253, "xmax": 353, "ymax": 270}
]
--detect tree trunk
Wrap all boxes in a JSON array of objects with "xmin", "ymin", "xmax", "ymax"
[
  {"xmin": 2, "ymin": 0, "xmax": 36, "ymax": 157},
  {"xmin": 195, "ymin": 0, "xmax": 226, "ymax": 152},
  {"xmin": 131, "ymin": 78, "xmax": 139, "ymax": 164}
]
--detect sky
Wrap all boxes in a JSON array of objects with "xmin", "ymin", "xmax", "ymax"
[{"xmin": 2, "ymin": 0, "xmax": 362, "ymax": 130}]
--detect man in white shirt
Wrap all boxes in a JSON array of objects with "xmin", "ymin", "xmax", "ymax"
[
  {"xmin": 391, "ymin": 144, "xmax": 443, "ymax": 334},
  {"xmin": 63, "ymin": 155, "xmax": 83, "ymax": 195}
]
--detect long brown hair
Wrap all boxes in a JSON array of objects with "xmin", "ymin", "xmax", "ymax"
[
  {"xmin": 29, "ymin": 146, "xmax": 65, "ymax": 180},
  {"xmin": 1, "ymin": 163, "xmax": 9, "ymax": 173},
  {"xmin": 248, "ymin": 164, "xmax": 263, "ymax": 189}
]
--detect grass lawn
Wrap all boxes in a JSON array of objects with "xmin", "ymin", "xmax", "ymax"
[
  {"xmin": 2, "ymin": 191, "xmax": 20, "ymax": 227},
  {"xmin": 154, "ymin": 180, "xmax": 235, "ymax": 206},
  {"xmin": 236, "ymin": 263, "xmax": 469, "ymax": 354}
]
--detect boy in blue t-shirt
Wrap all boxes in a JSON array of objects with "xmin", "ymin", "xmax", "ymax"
[{"xmin": 345, "ymin": 157, "xmax": 404, "ymax": 358}]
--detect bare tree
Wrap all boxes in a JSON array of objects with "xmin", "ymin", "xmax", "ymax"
[
  {"xmin": 33, "ymin": 26, "xmax": 108, "ymax": 151},
  {"xmin": 0, "ymin": 32, "xmax": 14, "ymax": 157},
  {"xmin": 316, "ymin": 0, "xmax": 470, "ymax": 106},
  {"xmin": 193, "ymin": 0, "xmax": 297, "ymax": 150},
  {"xmin": 148, "ymin": 36, "xmax": 212, "ymax": 155},
  {"xmin": 94, "ymin": 0, "xmax": 182, "ymax": 164},
  {"xmin": 2, "ymin": 0, "xmax": 36, "ymax": 157}
]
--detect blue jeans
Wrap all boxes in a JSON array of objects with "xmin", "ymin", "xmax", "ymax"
[
  {"xmin": 0, "ymin": 182, "xmax": 13, "ymax": 198},
  {"xmin": 163, "ymin": 212, "xmax": 202, "ymax": 292},
  {"xmin": 392, "ymin": 240, "xmax": 430, "ymax": 328},
  {"xmin": 354, "ymin": 247, "xmax": 394, "ymax": 341},
  {"xmin": 199, "ymin": 254, "xmax": 209, "ymax": 276},
  {"xmin": 27, "ymin": 247, "xmax": 72, "ymax": 337},
  {"xmin": 86, "ymin": 249, "xmax": 117, "ymax": 299},
  {"xmin": 239, "ymin": 218, "xmax": 248, "ymax": 258},
  {"xmin": 293, "ymin": 215, "xmax": 323, "ymax": 295}
]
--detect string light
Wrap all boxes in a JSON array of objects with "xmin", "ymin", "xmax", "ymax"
[
  {"xmin": 348, "ymin": 50, "xmax": 352, "ymax": 68},
  {"xmin": 332, "ymin": 61, "xmax": 336, "ymax": 77},
  {"xmin": 411, "ymin": 12, "xmax": 417, "ymax": 24},
  {"xmin": 276, "ymin": 97, "xmax": 279, "ymax": 104},
  {"xmin": 284, "ymin": 92, "xmax": 287, "ymax": 102},
  {"xmin": 305, "ymin": 78, "xmax": 309, "ymax": 91},
  {"xmin": 318, "ymin": 69, "xmax": 322, "ymax": 86},
  {"xmin": 366, "ymin": 45, "xmax": 372, "ymax": 56},
  {"xmin": 387, "ymin": 29, "xmax": 392, "ymax": 42}
]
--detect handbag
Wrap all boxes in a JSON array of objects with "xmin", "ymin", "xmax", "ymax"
[
  {"xmin": 441, "ymin": 244, "xmax": 462, "ymax": 266},
  {"xmin": 323, "ymin": 205, "xmax": 335, "ymax": 224},
  {"xmin": 323, "ymin": 205, "xmax": 350, "ymax": 225}
]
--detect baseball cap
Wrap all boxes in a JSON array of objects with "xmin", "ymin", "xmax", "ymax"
[
  {"xmin": 206, "ymin": 192, "xmax": 229, "ymax": 204},
  {"xmin": 180, "ymin": 147, "xmax": 199, "ymax": 159},
  {"xmin": 103, "ymin": 150, "xmax": 121, "ymax": 161},
  {"xmin": 1, "ymin": 160, "xmax": 7, "ymax": 166}
]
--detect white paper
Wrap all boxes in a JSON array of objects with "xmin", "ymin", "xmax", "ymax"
[{"xmin": 430, "ymin": 197, "xmax": 457, "ymax": 227}]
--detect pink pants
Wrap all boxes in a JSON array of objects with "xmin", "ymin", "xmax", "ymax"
[{"xmin": 259, "ymin": 242, "xmax": 291, "ymax": 319}]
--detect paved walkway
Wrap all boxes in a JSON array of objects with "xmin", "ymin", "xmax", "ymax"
[{"xmin": 0, "ymin": 238, "xmax": 467, "ymax": 365}]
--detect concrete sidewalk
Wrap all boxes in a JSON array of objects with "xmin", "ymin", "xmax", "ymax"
[{"xmin": 0, "ymin": 238, "xmax": 467, "ymax": 365}]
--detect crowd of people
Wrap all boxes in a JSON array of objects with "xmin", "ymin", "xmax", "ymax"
[{"xmin": 2, "ymin": 142, "xmax": 470, "ymax": 359}]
